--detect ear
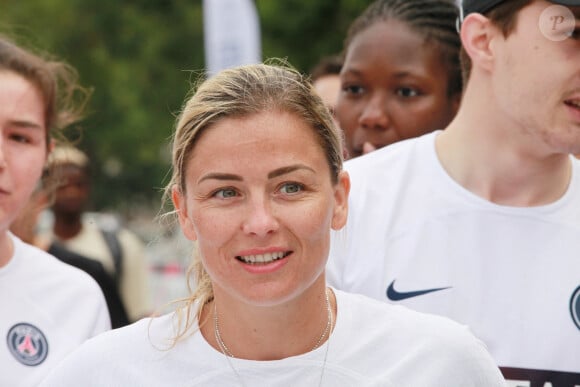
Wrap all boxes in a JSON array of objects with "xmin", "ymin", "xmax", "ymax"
[
  {"xmin": 331, "ymin": 171, "xmax": 350, "ymax": 230},
  {"xmin": 47, "ymin": 138, "xmax": 55, "ymax": 154},
  {"xmin": 460, "ymin": 13, "xmax": 499, "ymax": 74},
  {"xmin": 171, "ymin": 185, "xmax": 198, "ymax": 241}
]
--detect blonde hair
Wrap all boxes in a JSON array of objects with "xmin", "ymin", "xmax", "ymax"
[{"xmin": 164, "ymin": 61, "xmax": 344, "ymax": 344}]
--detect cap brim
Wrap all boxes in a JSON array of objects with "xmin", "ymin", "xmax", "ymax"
[
  {"xmin": 551, "ymin": 0, "xmax": 580, "ymax": 5},
  {"xmin": 463, "ymin": 0, "xmax": 579, "ymax": 17}
]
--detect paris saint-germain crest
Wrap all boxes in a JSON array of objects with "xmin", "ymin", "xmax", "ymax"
[{"xmin": 6, "ymin": 322, "xmax": 49, "ymax": 366}]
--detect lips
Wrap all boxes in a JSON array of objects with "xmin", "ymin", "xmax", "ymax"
[
  {"xmin": 564, "ymin": 99, "xmax": 580, "ymax": 110},
  {"xmin": 235, "ymin": 251, "xmax": 291, "ymax": 264}
]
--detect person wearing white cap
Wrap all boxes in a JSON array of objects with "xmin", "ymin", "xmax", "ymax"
[{"xmin": 327, "ymin": 0, "xmax": 580, "ymax": 384}]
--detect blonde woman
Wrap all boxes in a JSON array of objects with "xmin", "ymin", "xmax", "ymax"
[{"xmin": 41, "ymin": 63, "xmax": 504, "ymax": 386}]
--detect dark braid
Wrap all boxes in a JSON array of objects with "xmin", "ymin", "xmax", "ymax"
[{"xmin": 344, "ymin": 0, "xmax": 462, "ymax": 97}]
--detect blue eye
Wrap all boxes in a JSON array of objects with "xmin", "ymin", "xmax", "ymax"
[
  {"xmin": 280, "ymin": 182, "xmax": 303, "ymax": 195},
  {"xmin": 213, "ymin": 188, "xmax": 238, "ymax": 199}
]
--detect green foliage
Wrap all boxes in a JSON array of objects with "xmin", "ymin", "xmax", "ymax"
[{"xmin": 0, "ymin": 0, "xmax": 368, "ymax": 214}]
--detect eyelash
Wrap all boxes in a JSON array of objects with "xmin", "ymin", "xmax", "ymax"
[
  {"xmin": 208, "ymin": 182, "xmax": 306, "ymax": 200},
  {"xmin": 8, "ymin": 133, "xmax": 33, "ymax": 144},
  {"xmin": 278, "ymin": 182, "xmax": 304, "ymax": 195},
  {"xmin": 211, "ymin": 187, "xmax": 239, "ymax": 199},
  {"xmin": 396, "ymin": 87, "xmax": 421, "ymax": 98},
  {"xmin": 342, "ymin": 84, "xmax": 422, "ymax": 99},
  {"xmin": 342, "ymin": 84, "xmax": 365, "ymax": 96}
]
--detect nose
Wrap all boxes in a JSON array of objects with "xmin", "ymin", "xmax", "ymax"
[
  {"xmin": 358, "ymin": 94, "xmax": 390, "ymax": 131},
  {"xmin": 241, "ymin": 197, "xmax": 279, "ymax": 237}
]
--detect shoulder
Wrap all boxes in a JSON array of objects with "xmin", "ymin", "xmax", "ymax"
[
  {"xmin": 9, "ymin": 235, "xmax": 111, "ymax": 333},
  {"xmin": 40, "ymin": 313, "xmax": 180, "ymax": 385},
  {"xmin": 49, "ymin": 243, "xmax": 106, "ymax": 273},
  {"xmin": 337, "ymin": 289, "xmax": 477, "ymax": 346},
  {"xmin": 13, "ymin": 236, "xmax": 100, "ymax": 292},
  {"xmin": 62, "ymin": 312, "xmax": 176, "ymax": 355},
  {"xmin": 116, "ymin": 227, "xmax": 144, "ymax": 250},
  {"xmin": 345, "ymin": 132, "xmax": 436, "ymax": 178},
  {"xmin": 333, "ymin": 290, "xmax": 504, "ymax": 384}
]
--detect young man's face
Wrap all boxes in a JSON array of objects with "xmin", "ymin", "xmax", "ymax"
[{"xmin": 491, "ymin": 1, "xmax": 580, "ymax": 155}]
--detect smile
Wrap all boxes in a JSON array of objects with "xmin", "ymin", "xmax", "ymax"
[
  {"xmin": 565, "ymin": 99, "xmax": 580, "ymax": 110},
  {"xmin": 236, "ymin": 251, "xmax": 291, "ymax": 264}
]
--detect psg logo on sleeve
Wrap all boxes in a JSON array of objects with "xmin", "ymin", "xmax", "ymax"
[
  {"xmin": 6, "ymin": 323, "xmax": 49, "ymax": 366},
  {"xmin": 571, "ymin": 286, "xmax": 580, "ymax": 331}
]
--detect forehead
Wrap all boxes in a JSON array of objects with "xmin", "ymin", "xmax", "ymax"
[
  {"xmin": 186, "ymin": 110, "xmax": 329, "ymax": 174},
  {"xmin": 511, "ymin": 2, "xmax": 580, "ymax": 39},
  {"xmin": 0, "ymin": 71, "xmax": 45, "ymax": 120},
  {"xmin": 195, "ymin": 110, "xmax": 322, "ymax": 154},
  {"xmin": 343, "ymin": 19, "xmax": 448, "ymax": 79}
]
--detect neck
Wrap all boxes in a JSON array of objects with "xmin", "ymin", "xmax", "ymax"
[
  {"xmin": 202, "ymin": 280, "xmax": 335, "ymax": 361},
  {"xmin": 0, "ymin": 231, "xmax": 14, "ymax": 268},
  {"xmin": 53, "ymin": 212, "xmax": 83, "ymax": 240},
  {"xmin": 436, "ymin": 84, "xmax": 573, "ymax": 207}
]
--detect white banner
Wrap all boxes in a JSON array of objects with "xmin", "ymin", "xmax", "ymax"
[{"xmin": 203, "ymin": 0, "xmax": 262, "ymax": 77}]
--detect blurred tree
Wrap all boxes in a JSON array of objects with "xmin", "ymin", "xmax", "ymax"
[{"xmin": 0, "ymin": 0, "xmax": 368, "ymax": 215}]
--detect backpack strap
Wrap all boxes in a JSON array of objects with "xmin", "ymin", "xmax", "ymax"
[{"xmin": 100, "ymin": 228, "xmax": 123, "ymax": 284}]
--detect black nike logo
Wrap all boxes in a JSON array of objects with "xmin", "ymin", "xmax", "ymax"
[{"xmin": 386, "ymin": 280, "xmax": 451, "ymax": 301}]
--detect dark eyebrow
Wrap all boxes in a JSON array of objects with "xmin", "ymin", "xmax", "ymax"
[
  {"xmin": 198, "ymin": 164, "xmax": 315, "ymax": 184},
  {"xmin": 198, "ymin": 173, "xmax": 242, "ymax": 184},
  {"xmin": 340, "ymin": 68, "xmax": 362, "ymax": 78},
  {"xmin": 268, "ymin": 164, "xmax": 315, "ymax": 179}
]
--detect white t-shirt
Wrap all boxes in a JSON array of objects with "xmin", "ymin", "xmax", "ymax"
[
  {"xmin": 40, "ymin": 289, "xmax": 504, "ymax": 387},
  {"xmin": 0, "ymin": 234, "xmax": 111, "ymax": 387},
  {"xmin": 327, "ymin": 131, "xmax": 580, "ymax": 384}
]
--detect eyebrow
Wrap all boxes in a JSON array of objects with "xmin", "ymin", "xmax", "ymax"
[
  {"xmin": 198, "ymin": 164, "xmax": 315, "ymax": 184},
  {"xmin": 267, "ymin": 164, "xmax": 315, "ymax": 179},
  {"xmin": 198, "ymin": 173, "xmax": 242, "ymax": 184},
  {"xmin": 342, "ymin": 68, "xmax": 423, "ymax": 80},
  {"xmin": 10, "ymin": 119, "xmax": 44, "ymax": 130}
]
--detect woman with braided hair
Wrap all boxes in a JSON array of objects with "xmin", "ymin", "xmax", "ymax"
[{"xmin": 337, "ymin": 0, "xmax": 462, "ymax": 158}]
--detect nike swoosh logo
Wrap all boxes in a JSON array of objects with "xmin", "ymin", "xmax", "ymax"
[{"xmin": 386, "ymin": 280, "xmax": 451, "ymax": 301}]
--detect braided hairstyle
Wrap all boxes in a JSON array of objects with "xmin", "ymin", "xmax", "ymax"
[{"xmin": 344, "ymin": 0, "xmax": 462, "ymax": 98}]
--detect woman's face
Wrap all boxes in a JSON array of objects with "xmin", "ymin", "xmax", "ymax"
[
  {"xmin": 337, "ymin": 19, "xmax": 460, "ymax": 158},
  {"xmin": 0, "ymin": 71, "xmax": 47, "ymax": 232},
  {"xmin": 173, "ymin": 110, "xmax": 349, "ymax": 308}
]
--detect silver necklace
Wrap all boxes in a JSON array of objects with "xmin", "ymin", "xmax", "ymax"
[{"xmin": 213, "ymin": 288, "xmax": 333, "ymax": 386}]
